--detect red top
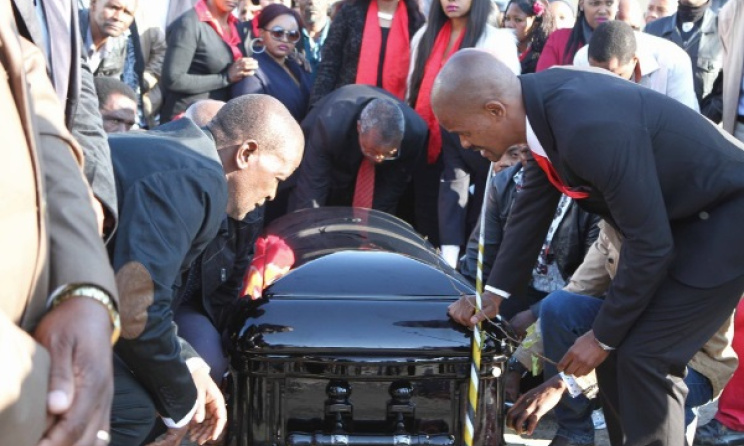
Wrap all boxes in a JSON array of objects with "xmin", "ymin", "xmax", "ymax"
[
  {"xmin": 194, "ymin": 0, "xmax": 243, "ymax": 61},
  {"xmin": 535, "ymin": 28, "xmax": 584, "ymax": 72}
]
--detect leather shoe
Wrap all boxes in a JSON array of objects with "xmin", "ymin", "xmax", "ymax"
[
  {"xmin": 695, "ymin": 419, "xmax": 744, "ymax": 446},
  {"xmin": 549, "ymin": 435, "xmax": 594, "ymax": 446}
]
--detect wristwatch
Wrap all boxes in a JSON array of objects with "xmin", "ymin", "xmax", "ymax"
[{"xmin": 51, "ymin": 285, "xmax": 121, "ymax": 345}]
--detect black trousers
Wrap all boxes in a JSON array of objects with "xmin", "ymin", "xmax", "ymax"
[
  {"xmin": 110, "ymin": 355, "xmax": 157, "ymax": 446},
  {"xmin": 596, "ymin": 273, "xmax": 744, "ymax": 446}
]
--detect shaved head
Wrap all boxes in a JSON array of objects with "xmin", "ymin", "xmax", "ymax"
[
  {"xmin": 206, "ymin": 94, "xmax": 305, "ymax": 220},
  {"xmin": 184, "ymin": 99, "xmax": 225, "ymax": 126},
  {"xmin": 431, "ymin": 49, "xmax": 527, "ymax": 162}
]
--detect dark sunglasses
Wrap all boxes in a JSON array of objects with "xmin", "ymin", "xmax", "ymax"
[{"xmin": 264, "ymin": 26, "xmax": 301, "ymax": 43}]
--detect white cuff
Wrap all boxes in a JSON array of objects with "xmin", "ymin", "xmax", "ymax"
[
  {"xmin": 160, "ymin": 359, "xmax": 211, "ymax": 428},
  {"xmin": 484, "ymin": 285, "xmax": 510, "ymax": 299},
  {"xmin": 161, "ymin": 401, "xmax": 198, "ymax": 428},
  {"xmin": 440, "ymin": 245, "xmax": 460, "ymax": 268},
  {"xmin": 186, "ymin": 357, "xmax": 210, "ymax": 374}
]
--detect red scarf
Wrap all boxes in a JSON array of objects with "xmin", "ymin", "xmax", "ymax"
[
  {"xmin": 414, "ymin": 21, "xmax": 465, "ymax": 164},
  {"xmin": 356, "ymin": 0, "xmax": 410, "ymax": 100},
  {"xmin": 195, "ymin": 0, "xmax": 243, "ymax": 61}
]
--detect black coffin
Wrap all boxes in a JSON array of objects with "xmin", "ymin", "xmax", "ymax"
[{"xmin": 227, "ymin": 208, "xmax": 513, "ymax": 446}]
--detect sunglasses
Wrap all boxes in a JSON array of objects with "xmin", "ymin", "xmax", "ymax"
[{"xmin": 264, "ymin": 26, "xmax": 301, "ymax": 43}]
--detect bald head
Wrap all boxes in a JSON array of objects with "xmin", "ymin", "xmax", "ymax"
[
  {"xmin": 207, "ymin": 94, "xmax": 303, "ymax": 152},
  {"xmin": 206, "ymin": 94, "xmax": 305, "ymax": 220},
  {"xmin": 431, "ymin": 49, "xmax": 526, "ymax": 162},
  {"xmin": 432, "ymin": 49, "xmax": 521, "ymax": 117},
  {"xmin": 184, "ymin": 100, "xmax": 225, "ymax": 126}
]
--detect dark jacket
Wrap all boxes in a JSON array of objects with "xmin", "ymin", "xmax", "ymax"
[
  {"xmin": 231, "ymin": 51, "xmax": 313, "ymax": 121},
  {"xmin": 289, "ymin": 85, "xmax": 428, "ymax": 214},
  {"xmin": 13, "ymin": 0, "xmax": 119, "ymax": 231},
  {"xmin": 309, "ymin": 0, "xmax": 424, "ymax": 105},
  {"xmin": 161, "ymin": 8, "xmax": 244, "ymax": 121},
  {"xmin": 644, "ymin": 8, "xmax": 724, "ymax": 121},
  {"xmin": 175, "ymin": 207, "xmax": 265, "ymax": 331},
  {"xmin": 108, "ymin": 118, "xmax": 228, "ymax": 424},
  {"xmin": 460, "ymin": 164, "xmax": 599, "ymax": 288},
  {"xmin": 487, "ymin": 68, "xmax": 744, "ymax": 347}
]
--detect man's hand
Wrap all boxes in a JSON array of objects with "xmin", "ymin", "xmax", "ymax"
[
  {"xmin": 558, "ymin": 330, "xmax": 610, "ymax": 377},
  {"xmin": 509, "ymin": 310, "xmax": 537, "ymax": 339},
  {"xmin": 506, "ymin": 375, "xmax": 566, "ymax": 435},
  {"xmin": 188, "ymin": 366, "xmax": 227, "ymax": 445},
  {"xmin": 34, "ymin": 297, "xmax": 114, "ymax": 446},
  {"xmin": 447, "ymin": 291, "xmax": 503, "ymax": 328},
  {"xmin": 145, "ymin": 426, "xmax": 189, "ymax": 446}
]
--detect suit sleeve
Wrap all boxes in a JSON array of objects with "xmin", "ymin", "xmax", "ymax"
[
  {"xmin": 72, "ymin": 59, "xmax": 119, "ymax": 230},
  {"xmin": 162, "ymin": 19, "xmax": 231, "ymax": 95},
  {"xmin": 113, "ymin": 171, "xmax": 225, "ymax": 426},
  {"xmin": 485, "ymin": 158, "xmax": 561, "ymax": 295},
  {"xmin": 21, "ymin": 37, "xmax": 118, "ymax": 307},
  {"xmin": 288, "ymin": 120, "xmax": 334, "ymax": 210},
  {"xmin": 563, "ymin": 124, "xmax": 674, "ymax": 348}
]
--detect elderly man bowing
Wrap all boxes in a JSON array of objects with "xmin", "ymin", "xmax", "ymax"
[
  {"xmin": 435, "ymin": 49, "xmax": 744, "ymax": 446},
  {"xmin": 107, "ymin": 95, "xmax": 303, "ymax": 445}
]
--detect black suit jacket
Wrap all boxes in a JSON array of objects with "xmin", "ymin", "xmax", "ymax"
[
  {"xmin": 487, "ymin": 68, "xmax": 744, "ymax": 348},
  {"xmin": 108, "ymin": 118, "xmax": 228, "ymax": 424},
  {"xmin": 289, "ymin": 85, "xmax": 428, "ymax": 214}
]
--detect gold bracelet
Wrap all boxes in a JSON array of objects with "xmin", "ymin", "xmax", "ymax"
[{"xmin": 51, "ymin": 285, "xmax": 121, "ymax": 345}]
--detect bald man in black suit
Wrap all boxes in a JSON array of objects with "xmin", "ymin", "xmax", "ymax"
[{"xmin": 435, "ymin": 50, "xmax": 744, "ymax": 446}]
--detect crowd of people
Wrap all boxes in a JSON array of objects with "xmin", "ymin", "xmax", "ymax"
[{"xmin": 2, "ymin": 0, "xmax": 744, "ymax": 445}]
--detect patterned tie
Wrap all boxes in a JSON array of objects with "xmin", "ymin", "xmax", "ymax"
[{"xmin": 352, "ymin": 159, "xmax": 376, "ymax": 208}]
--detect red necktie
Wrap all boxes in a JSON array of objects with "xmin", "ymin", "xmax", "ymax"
[
  {"xmin": 352, "ymin": 159, "xmax": 376, "ymax": 208},
  {"xmin": 531, "ymin": 151, "xmax": 589, "ymax": 199}
]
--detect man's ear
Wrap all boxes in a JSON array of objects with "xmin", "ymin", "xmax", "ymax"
[
  {"xmin": 484, "ymin": 100, "xmax": 506, "ymax": 119},
  {"xmin": 235, "ymin": 139, "xmax": 259, "ymax": 169}
]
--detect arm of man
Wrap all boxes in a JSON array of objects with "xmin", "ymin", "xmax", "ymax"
[
  {"xmin": 288, "ymin": 122, "xmax": 333, "ymax": 210},
  {"xmin": 113, "ymin": 171, "xmax": 226, "ymax": 428},
  {"xmin": 73, "ymin": 59, "xmax": 119, "ymax": 234},
  {"xmin": 19, "ymin": 36, "xmax": 119, "ymax": 446}
]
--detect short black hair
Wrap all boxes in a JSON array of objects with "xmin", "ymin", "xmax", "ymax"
[
  {"xmin": 94, "ymin": 77, "xmax": 137, "ymax": 107},
  {"xmin": 588, "ymin": 20, "xmax": 637, "ymax": 65}
]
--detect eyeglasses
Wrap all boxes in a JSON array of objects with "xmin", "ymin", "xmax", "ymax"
[
  {"xmin": 264, "ymin": 26, "xmax": 301, "ymax": 43},
  {"xmin": 361, "ymin": 145, "xmax": 399, "ymax": 162}
]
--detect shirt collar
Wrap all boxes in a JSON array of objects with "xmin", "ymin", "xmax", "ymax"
[
  {"xmin": 525, "ymin": 116, "xmax": 548, "ymax": 159},
  {"xmin": 195, "ymin": 0, "xmax": 238, "ymax": 26}
]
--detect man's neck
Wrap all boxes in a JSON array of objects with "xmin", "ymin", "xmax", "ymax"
[{"xmin": 307, "ymin": 17, "xmax": 328, "ymax": 39}]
